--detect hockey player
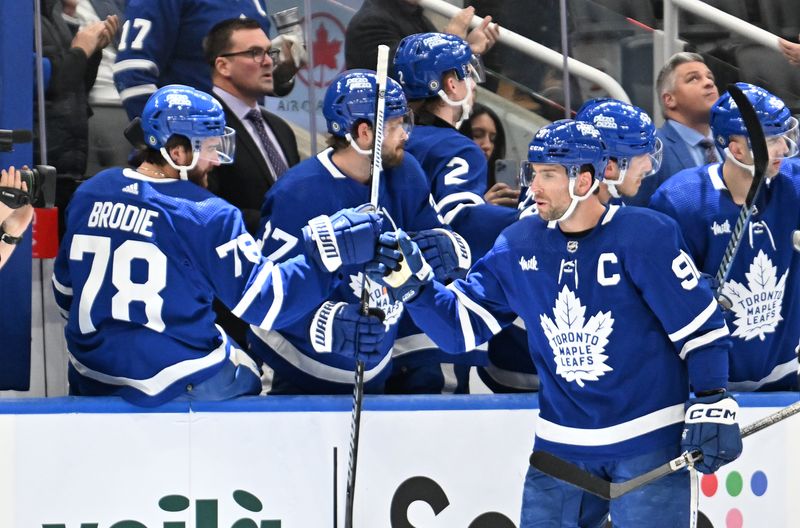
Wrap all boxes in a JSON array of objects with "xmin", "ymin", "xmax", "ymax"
[
  {"xmin": 51, "ymin": 85, "xmax": 385, "ymax": 406},
  {"xmin": 387, "ymin": 32, "xmax": 520, "ymax": 392},
  {"xmin": 371, "ymin": 120, "xmax": 741, "ymax": 526},
  {"xmin": 650, "ymin": 83, "xmax": 800, "ymax": 391},
  {"xmin": 247, "ymin": 70, "xmax": 470, "ymax": 395},
  {"xmin": 576, "ymin": 98, "xmax": 663, "ymax": 206}
]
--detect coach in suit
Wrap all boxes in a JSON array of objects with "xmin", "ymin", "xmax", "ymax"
[
  {"xmin": 205, "ymin": 17, "xmax": 299, "ymax": 235},
  {"xmin": 629, "ymin": 52, "xmax": 720, "ymax": 206},
  {"xmin": 204, "ymin": 17, "xmax": 300, "ymax": 348}
]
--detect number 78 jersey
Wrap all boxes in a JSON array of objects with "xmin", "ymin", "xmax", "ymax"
[{"xmin": 51, "ymin": 168, "xmax": 333, "ymax": 405}]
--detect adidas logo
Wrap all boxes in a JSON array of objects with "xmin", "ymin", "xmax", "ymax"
[{"xmin": 122, "ymin": 182, "xmax": 139, "ymax": 195}]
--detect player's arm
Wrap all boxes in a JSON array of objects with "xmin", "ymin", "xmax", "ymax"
[
  {"xmin": 370, "ymin": 231, "xmax": 516, "ymax": 353},
  {"xmin": 51, "ymin": 231, "xmax": 74, "ymax": 320},
  {"xmin": 208, "ymin": 207, "xmax": 382, "ymax": 332},
  {"xmin": 113, "ymin": 0, "xmax": 179, "ymax": 119}
]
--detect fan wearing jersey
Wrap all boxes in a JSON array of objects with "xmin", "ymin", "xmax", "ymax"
[
  {"xmin": 576, "ymin": 98, "xmax": 663, "ymax": 206},
  {"xmin": 370, "ymin": 120, "xmax": 740, "ymax": 526},
  {"xmin": 247, "ymin": 70, "xmax": 470, "ymax": 395},
  {"xmin": 51, "ymin": 85, "xmax": 384, "ymax": 406},
  {"xmin": 650, "ymin": 83, "xmax": 800, "ymax": 391}
]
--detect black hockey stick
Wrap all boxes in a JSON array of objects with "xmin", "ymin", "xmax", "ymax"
[
  {"xmin": 345, "ymin": 43, "xmax": 390, "ymax": 528},
  {"xmin": 713, "ymin": 83, "xmax": 769, "ymax": 309},
  {"xmin": 530, "ymin": 398, "xmax": 800, "ymax": 500}
]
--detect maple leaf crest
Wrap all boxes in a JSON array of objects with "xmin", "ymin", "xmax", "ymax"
[
  {"xmin": 312, "ymin": 23, "xmax": 342, "ymax": 70},
  {"xmin": 348, "ymin": 272, "xmax": 403, "ymax": 328},
  {"xmin": 540, "ymin": 285, "xmax": 614, "ymax": 387},
  {"xmin": 722, "ymin": 250, "xmax": 787, "ymax": 341}
]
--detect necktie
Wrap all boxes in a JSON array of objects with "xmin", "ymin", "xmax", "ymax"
[
  {"xmin": 698, "ymin": 139, "xmax": 718, "ymax": 164},
  {"xmin": 245, "ymin": 108, "xmax": 289, "ymax": 178}
]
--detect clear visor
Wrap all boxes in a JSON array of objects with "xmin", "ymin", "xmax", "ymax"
[
  {"xmin": 385, "ymin": 109, "xmax": 414, "ymax": 137},
  {"xmin": 520, "ymin": 162, "xmax": 576, "ymax": 187},
  {"xmin": 647, "ymin": 137, "xmax": 664, "ymax": 176},
  {"xmin": 763, "ymin": 116, "xmax": 799, "ymax": 160},
  {"xmin": 195, "ymin": 126, "xmax": 236, "ymax": 165},
  {"xmin": 468, "ymin": 55, "xmax": 486, "ymax": 84}
]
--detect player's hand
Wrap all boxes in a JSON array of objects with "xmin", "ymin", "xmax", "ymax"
[
  {"xmin": 484, "ymin": 182, "xmax": 520, "ymax": 208},
  {"xmin": 681, "ymin": 391, "xmax": 742, "ymax": 474},
  {"xmin": 411, "ymin": 228, "xmax": 470, "ymax": 282},
  {"xmin": 309, "ymin": 301, "xmax": 386, "ymax": 360},
  {"xmin": 367, "ymin": 230, "xmax": 433, "ymax": 303},
  {"xmin": 302, "ymin": 206, "xmax": 383, "ymax": 272}
]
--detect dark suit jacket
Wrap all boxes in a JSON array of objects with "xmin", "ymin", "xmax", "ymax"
[
  {"xmin": 209, "ymin": 99, "xmax": 300, "ymax": 235},
  {"xmin": 628, "ymin": 120, "xmax": 698, "ymax": 207},
  {"xmin": 209, "ymin": 99, "xmax": 299, "ymax": 349}
]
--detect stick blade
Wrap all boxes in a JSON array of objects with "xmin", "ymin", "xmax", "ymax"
[
  {"xmin": 529, "ymin": 451, "xmax": 611, "ymax": 500},
  {"xmin": 726, "ymin": 83, "xmax": 769, "ymax": 205}
]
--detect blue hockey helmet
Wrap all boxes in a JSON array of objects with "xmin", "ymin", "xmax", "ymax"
[
  {"xmin": 323, "ymin": 69, "xmax": 411, "ymax": 138},
  {"xmin": 710, "ymin": 82, "xmax": 798, "ymax": 159},
  {"xmin": 140, "ymin": 84, "xmax": 235, "ymax": 168},
  {"xmin": 522, "ymin": 119, "xmax": 609, "ymax": 186},
  {"xmin": 392, "ymin": 32, "xmax": 482, "ymax": 100},
  {"xmin": 576, "ymin": 98, "xmax": 662, "ymax": 175}
]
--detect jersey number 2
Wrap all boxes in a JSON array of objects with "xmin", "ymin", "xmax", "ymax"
[{"xmin": 70, "ymin": 234, "xmax": 167, "ymax": 334}]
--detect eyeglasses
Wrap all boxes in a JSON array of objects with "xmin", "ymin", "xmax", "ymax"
[{"xmin": 218, "ymin": 47, "xmax": 281, "ymax": 64}]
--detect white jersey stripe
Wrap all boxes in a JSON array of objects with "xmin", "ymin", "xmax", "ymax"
[
  {"xmin": 112, "ymin": 59, "xmax": 160, "ymax": 75},
  {"xmin": 668, "ymin": 298, "xmax": 718, "ymax": 342},
  {"xmin": 727, "ymin": 358, "xmax": 798, "ymax": 391},
  {"xmin": 51, "ymin": 274, "xmax": 73, "ymax": 296},
  {"xmin": 259, "ymin": 265, "xmax": 284, "ymax": 330},
  {"xmin": 679, "ymin": 323, "xmax": 729, "ymax": 359},
  {"xmin": 536, "ymin": 403, "xmax": 685, "ymax": 446},
  {"xmin": 119, "ymin": 84, "xmax": 158, "ymax": 102},
  {"xmin": 231, "ymin": 260, "xmax": 274, "ymax": 318},
  {"xmin": 449, "ymin": 284, "xmax": 503, "ymax": 337}
]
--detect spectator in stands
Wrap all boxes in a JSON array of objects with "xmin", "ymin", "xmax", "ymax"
[
  {"xmin": 70, "ymin": 0, "xmax": 129, "ymax": 175},
  {"xmin": 345, "ymin": 0, "xmax": 499, "ymax": 75},
  {"xmin": 779, "ymin": 37, "xmax": 800, "ymax": 66},
  {"xmin": 0, "ymin": 167, "xmax": 35, "ymax": 271},
  {"xmin": 628, "ymin": 52, "xmax": 719, "ymax": 206},
  {"xmin": 204, "ymin": 17, "xmax": 300, "ymax": 349},
  {"xmin": 39, "ymin": 0, "xmax": 119, "ymax": 238},
  {"xmin": 113, "ymin": 0, "xmax": 300, "ymax": 120},
  {"xmin": 458, "ymin": 102, "xmax": 518, "ymax": 207}
]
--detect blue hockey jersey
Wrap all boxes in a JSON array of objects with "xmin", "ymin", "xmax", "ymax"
[
  {"xmin": 405, "ymin": 205, "xmax": 731, "ymax": 460},
  {"xmin": 113, "ymin": 0, "xmax": 271, "ymax": 119},
  {"xmin": 248, "ymin": 149, "xmax": 447, "ymax": 394},
  {"xmin": 52, "ymin": 168, "xmax": 336, "ymax": 406},
  {"xmin": 650, "ymin": 161, "xmax": 800, "ymax": 390}
]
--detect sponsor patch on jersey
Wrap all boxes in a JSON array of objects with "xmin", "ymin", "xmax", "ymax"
[
  {"xmin": 711, "ymin": 219, "xmax": 731, "ymax": 235},
  {"xmin": 721, "ymin": 249, "xmax": 787, "ymax": 341},
  {"xmin": 540, "ymin": 285, "xmax": 614, "ymax": 387},
  {"xmin": 519, "ymin": 255, "xmax": 538, "ymax": 271}
]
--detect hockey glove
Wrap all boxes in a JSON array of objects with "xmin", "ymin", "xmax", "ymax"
[
  {"xmin": 302, "ymin": 206, "xmax": 382, "ymax": 272},
  {"xmin": 309, "ymin": 301, "xmax": 386, "ymax": 360},
  {"xmin": 367, "ymin": 230, "xmax": 433, "ymax": 303},
  {"xmin": 411, "ymin": 228, "xmax": 471, "ymax": 281},
  {"xmin": 681, "ymin": 391, "xmax": 742, "ymax": 474}
]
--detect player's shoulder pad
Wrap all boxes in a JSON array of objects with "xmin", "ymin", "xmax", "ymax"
[
  {"xmin": 387, "ymin": 154, "xmax": 431, "ymax": 192},
  {"xmin": 609, "ymin": 205, "xmax": 685, "ymax": 244},
  {"xmin": 650, "ymin": 164, "xmax": 713, "ymax": 208}
]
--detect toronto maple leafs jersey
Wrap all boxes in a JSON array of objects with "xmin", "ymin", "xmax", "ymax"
[
  {"xmin": 650, "ymin": 162, "xmax": 800, "ymax": 390},
  {"xmin": 405, "ymin": 205, "xmax": 731, "ymax": 460},
  {"xmin": 113, "ymin": 0, "xmax": 271, "ymax": 119},
  {"xmin": 248, "ymin": 149, "xmax": 446, "ymax": 394},
  {"xmin": 405, "ymin": 115, "xmax": 518, "ymax": 252},
  {"xmin": 51, "ymin": 168, "xmax": 337, "ymax": 406}
]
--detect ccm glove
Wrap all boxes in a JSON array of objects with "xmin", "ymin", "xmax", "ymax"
[
  {"xmin": 367, "ymin": 230, "xmax": 433, "ymax": 303},
  {"xmin": 411, "ymin": 228, "xmax": 471, "ymax": 281},
  {"xmin": 309, "ymin": 302, "xmax": 386, "ymax": 360},
  {"xmin": 681, "ymin": 391, "xmax": 743, "ymax": 474},
  {"xmin": 302, "ymin": 206, "xmax": 382, "ymax": 272}
]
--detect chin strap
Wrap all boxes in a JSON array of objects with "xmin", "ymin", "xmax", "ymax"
[
  {"xmin": 555, "ymin": 177, "xmax": 600, "ymax": 223},
  {"xmin": 437, "ymin": 77, "xmax": 474, "ymax": 129},
  {"xmin": 724, "ymin": 147, "xmax": 756, "ymax": 177},
  {"xmin": 346, "ymin": 133, "xmax": 373, "ymax": 156},
  {"xmin": 160, "ymin": 148, "xmax": 199, "ymax": 180}
]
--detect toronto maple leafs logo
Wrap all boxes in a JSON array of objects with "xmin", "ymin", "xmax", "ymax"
[
  {"xmin": 540, "ymin": 285, "xmax": 614, "ymax": 387},
  {"xmin": 348, "ymin": 272, "xmax": 403, "ymax": 329},
  {"xmin": 721, "ymin": 250, "xmax": 787, "ymax": 341}
]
